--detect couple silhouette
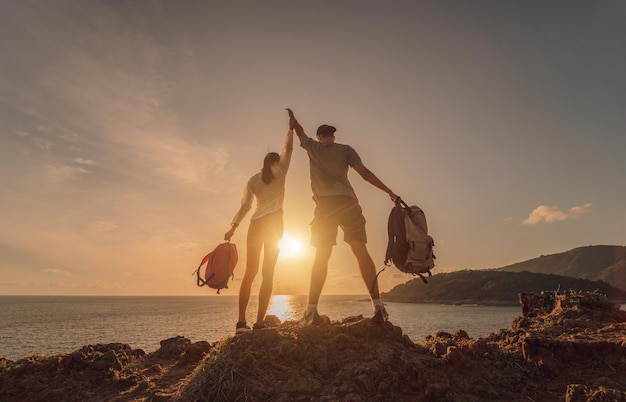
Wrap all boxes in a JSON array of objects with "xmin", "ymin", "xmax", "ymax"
[{"xmin": 226, "ymin": 109, "xmax": 398, "ymax": 334}]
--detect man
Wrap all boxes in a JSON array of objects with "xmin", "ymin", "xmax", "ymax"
[{"xmin": 287, "ymin": 108, "xmax": 399, "ymax": 324}]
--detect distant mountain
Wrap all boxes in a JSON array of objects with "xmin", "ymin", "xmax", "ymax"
[
  {"xmin": 382, "ymin": 245, "xmax": 626, "ymax": 305},
  {"xmin": 495, "ymin": 245, "xmax": 626, "ymax": 291},
  {"xmin": 382, "ymin": 270, "xmax": 626, "ymax": 305}
]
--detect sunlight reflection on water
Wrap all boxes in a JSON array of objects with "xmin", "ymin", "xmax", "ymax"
[{"xmin": 266, "ymin": 294, "xmax": 304, "ymax": 322}]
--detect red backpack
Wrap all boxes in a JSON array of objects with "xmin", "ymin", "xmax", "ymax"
[{"xmin": 194, "ymin": 242, "xmax": 238, "ymax": 293}]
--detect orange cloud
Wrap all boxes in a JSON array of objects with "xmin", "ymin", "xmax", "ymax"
[{"xmin": 523, "ymin": 203, "xmax": 593, "ymax": 225}]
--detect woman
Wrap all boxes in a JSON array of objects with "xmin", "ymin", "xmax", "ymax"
[{"xmin": 224, "ymin": 121, "xmax": 293, "ymax": 334}]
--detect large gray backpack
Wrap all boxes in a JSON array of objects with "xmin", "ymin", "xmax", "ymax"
[{"xmin": 385, "ymin": 199, "xmax": 436, "ymax": 283}]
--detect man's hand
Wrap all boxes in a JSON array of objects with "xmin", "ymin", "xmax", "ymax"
[
  {"xmin": 286, "ymin": 108, "xmax": 307, "ymax": 144},
  {"xmin": 286, "ymin": 108, "xmax": 296, "ymax": 130},
  {"xmin": 388, "ymin": 192, "xmax": 400, "ymax": 204}
]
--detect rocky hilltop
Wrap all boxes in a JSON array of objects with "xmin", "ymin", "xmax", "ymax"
[
  {"xmin": 1, "ymin": 291, "xmax": 625, "ymax": 402},
  {"xmin": 496, "ymin": 245, "xmax": 626, "ymax": 289}
]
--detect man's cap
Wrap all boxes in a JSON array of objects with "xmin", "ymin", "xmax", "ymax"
[{"xmin": 316, "ymin": 124, "xmax": 336, "ymax": 136}]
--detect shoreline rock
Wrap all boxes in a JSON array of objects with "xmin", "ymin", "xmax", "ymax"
[{"xmin": 1, "ymin": 290, "xmax": 625, "ymax": 401}]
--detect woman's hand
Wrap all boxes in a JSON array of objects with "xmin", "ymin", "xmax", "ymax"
[
  {"xmin": 224, "ymin": 226, "xmax": 236, "ymax": 241},
  {"xmin": 286, "ymin": 108, "xmax": 296, "ymax": 130}
]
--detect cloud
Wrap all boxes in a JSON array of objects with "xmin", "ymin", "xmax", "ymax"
[
  {"xmin": 522, "ymin": 203, "xmax": 593, "ymax": 225},
  {"xmin": 74, "ymin": 157, "xmax": 95, "ymax": 166},
  {"xmin": 30, "ymin": 137, "xmax": 54, "ymax": 151},
  {"xmin": 2, "ymin": 1, "xmax": 234, "ymax": 199},
  {"xmin": 174, "ymin": 241, "xmax": 201, "ymax": 251},
  {"xmin": 89, "ymin": 220, "xmax": 118, "ymax": 233},
  {"xmin": 44, "ymin": 268, "xmax": 72, "ymax": 276},
  {"xmin": 127, "ymin": 132, "xmax": 231, "ymax": 188},
  {"xmin": 42, "ymin": 162, "xmax": 92, "ymax": 183}
]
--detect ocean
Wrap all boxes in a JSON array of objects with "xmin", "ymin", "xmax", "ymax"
[{"xmin": 0, "ymin": 295, "xmax": 533, "ymax": 361}]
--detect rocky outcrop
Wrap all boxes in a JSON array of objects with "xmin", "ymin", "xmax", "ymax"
[
  {"xmin": 1, "ymin": 291, "xmax": 625, "ymax": 401},
  {"xmin": 0, "ymin": 337, "xmax": 211, "ymax": 401}
]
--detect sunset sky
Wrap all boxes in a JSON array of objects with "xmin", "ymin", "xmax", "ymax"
[{"xmin": 1, "ymin": 1, "xmax": 625, "ymax": 296}]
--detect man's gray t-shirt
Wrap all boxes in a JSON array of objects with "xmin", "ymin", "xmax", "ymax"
[{"xmin": 301, "ymin": 136, "xmax": 361, "ymax": 200}]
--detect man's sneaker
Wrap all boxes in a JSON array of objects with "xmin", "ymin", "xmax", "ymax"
[
  {"xmin": 372, "ymin": 305, "xmax": 389, "ymax": 323},
  {"xmin": 299, "ymin": 309, "xmax": 322, "ymax": 326},
  {"xmin": 253, "ymin": 322, "xmax": 267, "ymax": 330},
  {"xmin": 235, "ymin": 321, "xmax": 251, "ymax": 334}
]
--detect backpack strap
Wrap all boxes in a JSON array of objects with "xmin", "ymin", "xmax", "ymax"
[
  {"xmin": 384, "ymin": 198, "xmax": 412, "ymax": 266},
  {"xmin": 379, "ymin": 199, "xmax": 408, "ymax": 294},
  {"xmin": 195, "ymin": 266, "xmax": 207, "ymax": 287},
  {"xmin": 384, "ymin": 199, "xmax": 403, "ymax": 266},
  {"xmin": 368, "ymin": 266, "xmax": 386, "ymax": 296},
  {"xmin": 384, "ymin": 208, "xmax": 395, "ymax": 267},
  {"xmin": 193, "ymin": 253, "xmax": 211, "ymax": 287},
  {"xmin": 417, "ymin": 270, "xmax": 432, "ymax": 284}
]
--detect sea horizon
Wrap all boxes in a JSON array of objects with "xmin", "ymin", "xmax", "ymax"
[{"xmin": 0, "ymin": 295, "xmax": 531, "ymax": 361}]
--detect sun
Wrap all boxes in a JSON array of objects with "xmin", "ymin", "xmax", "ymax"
[{"xmin": 278, "ymin": 232, "xmax": 304, "ymax": 260}]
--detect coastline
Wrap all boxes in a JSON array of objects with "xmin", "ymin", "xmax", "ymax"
[{"xmin": 1, "ymin": 290, "xmax": 625, "ymax": 401}]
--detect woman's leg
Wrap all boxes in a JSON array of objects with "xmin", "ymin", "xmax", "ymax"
[
  {"xmin": 256, "ymin": 239, "xmax": 279, "ymax": 325},
  {"xmin": 255, "ymin": 213, "xmax": 282, "ymax": 325},
  {"xmin": 239, "ymin": 226, "xmax": 262, "ymax": 323}
]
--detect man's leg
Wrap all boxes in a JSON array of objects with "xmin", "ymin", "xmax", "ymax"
[
  {"xmin": 303, "ymin": 196, "xmax": 338, "ymax": 324},
  {"xmin": 308, "ymin": 245, "xmax": 333, "ymax": 305},
  {"xmin": 349, "ymin": 240, "xmax": 379, "ymax": 299},
  {"xmin": 350, "ymin": 240, "xmax": 388, "ymax": 321}
]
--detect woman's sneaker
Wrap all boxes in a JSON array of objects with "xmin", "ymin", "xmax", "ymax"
[
  {"xmin": 372, "ymin": 305, "xmax": 389, "ymax": 323},
  {"xmin": 235, "ymin": 321, "xmax": 251, "ymax": 334},
  {"xmin": 299, "ymin": 309, "xmax": 322, "ymax": 326}
]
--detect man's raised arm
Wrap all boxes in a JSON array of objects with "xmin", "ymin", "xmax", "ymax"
[{"xmin": 286, "ymin": 108, "xmax": 308, "ymax": 145}]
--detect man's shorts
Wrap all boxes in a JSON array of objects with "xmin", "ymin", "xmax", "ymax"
[
  {"xmin": 247, "ymin": 210, "xmax": 284, "ymax": 246},
  {"xmin": 311, "ymin": 196, "xmax": 367, "ymax": 247}
]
